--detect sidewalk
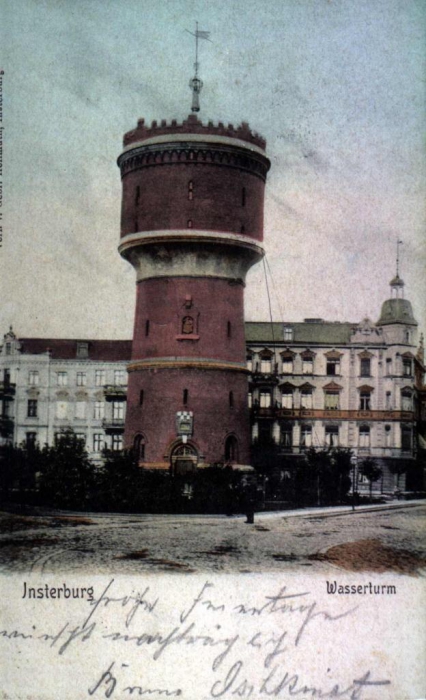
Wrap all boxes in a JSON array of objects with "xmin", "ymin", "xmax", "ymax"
[{"xmin": 257, "ymin": 499, "xmax": 426, "ymax": 520}]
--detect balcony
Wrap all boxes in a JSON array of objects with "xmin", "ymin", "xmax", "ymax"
[
  {"xmin": 0, "ymin": 415, "xmax": 14, "ymax": 436},
  {"xmin": 0, "ymin": 382, "xmax": 16, "ymax": 399},
  {"xmin": 102, "ymin": 418, "xmax": 125, "ymax": 434},
  {"xmin": 103, "ymin": 385, "xmax": 127, "ymax": 401}
]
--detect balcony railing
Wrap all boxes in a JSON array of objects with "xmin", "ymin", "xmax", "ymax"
[
  {"xmin": 250, "ymin": 407, "xmax": 415, "ymax": 421},
  {"xmin": 0, "ymin": 415, "xmax": 14, "ymax": 436},
  {"xmin": 102, "ymin": 418, "xmax": 125, "ymax": 433},
  {"xmin": 103, "ymin": 385, "xmax": 127, "ymax": 401},
  {"xmin": 0, "ymin": 382, "xmax": 16, "ymax": 398}
]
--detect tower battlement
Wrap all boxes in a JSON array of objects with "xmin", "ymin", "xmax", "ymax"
[{"xmin": 123, "ymin": 113, "xmax": 266, "ymax": 150}]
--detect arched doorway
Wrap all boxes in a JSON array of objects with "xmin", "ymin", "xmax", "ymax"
[
  {"xmin": 224, "ymin": 435, "xmax": 239, "ymax": 463},
  {"xmin": 171, "ymin": 442, "xmax": 198, "ymax": 475}
]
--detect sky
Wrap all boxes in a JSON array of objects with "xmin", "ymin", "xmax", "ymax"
[{"xmin": 1, "ymin": 0, "xmax": 425, "ymax": 339}]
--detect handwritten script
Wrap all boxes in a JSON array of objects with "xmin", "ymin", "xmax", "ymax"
[{"xmin": 0, "ymin": 577, "xmax": 392, "ymax": 699}]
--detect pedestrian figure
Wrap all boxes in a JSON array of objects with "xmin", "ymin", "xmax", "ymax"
[{"xmin": 239, "ymin": 477, "xmax": 257, "ymax": 524}]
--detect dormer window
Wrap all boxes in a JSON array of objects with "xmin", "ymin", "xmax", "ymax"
[
  {"xmin": 76, "ymin": 342, "xmax": 89, "ymax": 359},
  {"xmin": 283, "ymin": 327, "xmax": 293, "ymax": 342}
]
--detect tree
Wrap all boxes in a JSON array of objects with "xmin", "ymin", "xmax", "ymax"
[
  {"xmin": 359, "ymin": 458, "xmax": 383, "ymax": 502},
  {"xmin": 330, "ymin": 448, "xmax": 353, "ymax": 504},
  {"xmin": 38, "ymin": 430, "xmax": 96, "ymax": 509}
]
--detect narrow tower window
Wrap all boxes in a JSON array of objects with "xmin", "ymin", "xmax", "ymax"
[
  {"xmin": 242, "ymin": 187, "xmax": 246, "ymax": 206},
  {"xmin": 240, "ymin": 225, "xmax": 245, "ymax": 234},
  {"xmin": 135, "ymin": 185, "xmax": 140, "ymax": 205},
  {"xmin": 187, "ymin": 219, "xmax": 193, "ymax": 229},
  {"xmin": 139, "ymin": 390, "xmax": 144, "ymax": 406},
  {"xmin": 183, "ymin": 389, "xmax": 188, "ymax": 405},
  {"xmin": 229, "ymin": 391, "xmax": 234, "ymax": 407},
  {"xmin": 227, "ymin": 321, "xmax": 232, "ymax": 338},
  {"xmin": 145, "ymin": 319, "xmax": 150, "ymax": 336},
  {"xmin": 134, "ymin": 218, "xmax": 138, "ymax": 233},
  {"xmin": 188, "ymin": 181, "xmax": 194, "ymax": 201}
]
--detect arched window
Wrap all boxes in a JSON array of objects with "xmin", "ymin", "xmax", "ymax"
[
  {"xmin": 133, "ymin": 434, "xmax": 145, "ymax": 460},
  {"xmin": 225, "ymin": 435, "xmax": 239, "ymax": 462},
  {"xmin": 187, "ymin": 219, "xmax": 193, "ymax": 229},
  {"xmin": 188, "ymin": 181, "xmax": 194, "ymax": 200},
  {"xmin": 182, "ymin": 316, "xmax": 194, "ymax": 334}
]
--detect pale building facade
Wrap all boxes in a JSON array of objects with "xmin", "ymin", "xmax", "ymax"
[{"xmin": 0, "ymin": 277, "xmax": 423, "ymax": 492}]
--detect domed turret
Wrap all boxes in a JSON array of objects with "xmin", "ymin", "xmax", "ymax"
[{"xmin": 377, "ymin": 275, "xmax": 417, "ymax": 327}]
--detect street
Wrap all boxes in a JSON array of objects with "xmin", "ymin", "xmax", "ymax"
[{"xmin": 0, "ymin": 503, "xmax": 425, "ymax": 575}]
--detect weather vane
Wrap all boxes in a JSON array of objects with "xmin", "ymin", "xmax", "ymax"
[
  {"xmin": 185, "ymin": 21, "xmax": 211, "ymax": 112},
  {"xmin": 396, "ymin": 239, "xmax": 403, "ymax": 277}
]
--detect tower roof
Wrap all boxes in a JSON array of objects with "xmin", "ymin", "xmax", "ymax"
[{"xmin": 377, "ymin": 298, "xmax": 417, "ymax": 326}]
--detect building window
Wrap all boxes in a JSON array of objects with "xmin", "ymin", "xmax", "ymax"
[
  {"xmin": 384, "ymin": 425, "xmax": 391, "ymax": 447},
  {"xmin": 300, "ymin": 388, "xmax": 313, "ymax": 409},
  {"xmin": 134, "ymin": 217, "xmax": 138, "ymax": 233},
  {"xmin": 281, "ymin": 424, "xmax": 292, "ymax": 449},
  {"xmin": 229, "ymin": 391, "xmax": 234, "ymax": 408},
  {"xmin": 112, "ymin": 434, "xmax": 124, "ymax": 452},
  {"xmin": 225, "ymin": 435, "xmax": 239, "ymax": 462},
  {"xmin": 75, "ymin": 402, "xmax": 86, "ymax": 419},
  {"xmin": 401, "ymin": 425, "xmax": 412, "ymax": 452},
  {"xmin": 326, "ymin": 359, "xmax": 340, "ymax": 376},
  {"xmin": 139, "ymin": 390, "xmax": 144, "ymax": 406},
  {"xmin": 360, "ymin": 358, "xmax": 371, "ymax": 377},
  {"xmin": 302, "ymin": 357, "xmax": 313, "ymax": 375},
  {"xmin": 187, "ymin": 219, "xmax": 193, "ymax": 229},
  {"xmin": 281, "ymin": 357, "xmax": 293, "ymax": 374},
  {"xmin": 114, "ymin": 370, "xmax": 126, "ymax": 386},
  {"xmin": 248, "ymin": 392, "xmax": 253, "ymax": 408},
  {"xmin": 28, "ymin": 371, "xmax": 39, "ymax": 386},
  {"xmin": 76, "ymin": 372, "xmax": 87, "ymax": 386},
  {"xmin": 324, "ymin": 391, "xmax": 339, "ymax": 410},
  {"xmin": 56, "ymin": 401, "xmax": 68, "ymax": 419},
  {"xmin": 93, "ymin": 434, "xmax": 104, "ymax": 452},
  {"xmin": 183, "ymin": 389, "xmax": 188, "ymax": 405},
  {"xmin": 359, "ymin": 425, "xmax": 370, "ymax": 448},
  {"xmin": 135, "ymin": 185, "xmax": 140, "ymax": 204},
  {"xmin": 27, "ymin": 400, "xmax": 38, "ymax": 418},
  {"xmin": 75, "ymin": 433, "xmax": 86, "ymax": 445},
  {"xmin": 359, "ymin": 391, "xmax": 371, "ymax": 410},
  {"xmin": 246, "ymin": 355, "xmax": 253, "ymax": 372},
  {"xmin": 281, "ymin": 389, "xmax": 293, "ymax": 409},
  {"xmin": 241, "ymin": 187, "xmax": 246, "ymax": 206},
  {"xmin": 240, "ymin": 225, "xmax": 245, "ymax": 234},
  {"xmin": 112, "ymin": 401, "xmax": 125, "ymax": 420},
  {"xmin": 325, "ymin": 425, "xmax": 339, "ymax": 447},
  {"xmin": 5, "ymin": 343, "xmax": 11, "ymax": 355},
  {"xmin": 76, "ymin": 342, "xmax": 89, "ymax": 358},
  {"xmin": 57, "ymin": 371, "xmax": 68, "ymax": 386},
  {"xmin": 401, "ymin": 390, "xmax": 413, "ymax": 412},
  {"xmin": 188, "ymin": 181, "xmax": 193, "ymax": 201},
  {"xmin": 95, "ymin": 370, "xmax": 106, "ymax": 386},
  {"xmin": 94, "ymin": 401, "xmax": 105, "ymax": 420},
  {"xmin": 260, "ymin": 391, "xmax": 271, "ymax": 408},
  {"xmin": 301, "ymin": 425, "xmax": 312, "ymax": 447},
  {"xmin": 260, "ymin": 358, "xmax": 272, "ymax": 373},
  {"xmin": 227, "ymin": 321, "xmax": 232, "ymax": 338},
  {"xmin": 405, "ymin": 330, "xmax": 411, "ymax": 343},
  {"xmin": 403, "ymin": 358, "xmax": 413, "ymax": 376},
  {"xmin": 385, "ymin": 391, "xmax": 392, "ymax": 410},
  {"xmin": 283, "ymin": 327, "xmax": 293, "ymax": 342},
  {"xmin": 145, "ymin": 319, "xmax": 150, "ymax": 337},
  {"xmin": 26, "ymin": 432, "xmax": 37, "ymax": 448},
  {"xmin": 182, "ymin": 316, "xmax": 194, "ymax": 334},
  {"xmin": 386, "ymin": 358, "xmax": 392, "ymax": 375}
]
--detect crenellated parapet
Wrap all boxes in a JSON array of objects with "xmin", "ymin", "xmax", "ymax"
[{"xmin": 123, "ymin": 113, "xmax": 266, "ymax": 151}]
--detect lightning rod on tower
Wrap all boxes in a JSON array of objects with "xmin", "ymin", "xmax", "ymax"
[{"xmin": 186, "ymin": 21, "xmax": 211, "ymax": 112}]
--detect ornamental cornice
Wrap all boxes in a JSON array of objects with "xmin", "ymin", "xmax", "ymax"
[
  {"xmin": 118, "ymin": 142, "xmax": 270, "ymax": 181},
  {"xmin": 128, "ymin": 358, "xmax": 249, "ymax": 374}
]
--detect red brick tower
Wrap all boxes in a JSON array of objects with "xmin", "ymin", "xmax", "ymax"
[{"xmin": 117, "ymin": 115, "xmax": 270, "ymax": 471}]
